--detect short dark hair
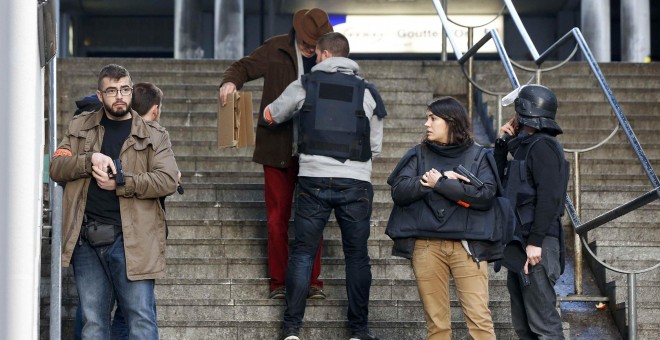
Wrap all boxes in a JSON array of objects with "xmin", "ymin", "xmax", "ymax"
[
  {"xmin": 97, "ymin": 64, "xmax": 132, "ymax": 90},
  {"xmin": 426, "ymin": 96, "xmax": 473, "ymax": 146},
  {"xmin": 316, "ymin": 32, "xmax": 350, "ymax": 57},
  {"xmin": 132, "ymin": 82, "xmax": 163, "ymax": 116}
]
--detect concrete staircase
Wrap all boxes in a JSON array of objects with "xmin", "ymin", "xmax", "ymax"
[{"xmin": 40, "ymin": 58, "xmax": 656, "ymax": 339}]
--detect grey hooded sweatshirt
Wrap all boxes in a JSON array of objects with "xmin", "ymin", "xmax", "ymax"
[{"xmin": 263, "ymin": 57, "xmax": 383, "ymax": 182}]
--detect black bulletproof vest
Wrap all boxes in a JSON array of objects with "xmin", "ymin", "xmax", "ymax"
[
  {"xmin": 298, "ymin": 71, "xmax": 371, "ymax": 162},
  {"xmin": 503, "ymin": 135, "xmax": 569, "ymax": 236}
]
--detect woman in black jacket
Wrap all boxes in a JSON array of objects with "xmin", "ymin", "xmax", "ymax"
[{"xmin": 386, "ymin": 97, "xmax": 497, "ymax": 340}]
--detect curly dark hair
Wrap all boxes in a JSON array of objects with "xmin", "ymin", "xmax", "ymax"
[{"xmin": 424, "ymin": 96, "xmax": 473, "ymax": 146}]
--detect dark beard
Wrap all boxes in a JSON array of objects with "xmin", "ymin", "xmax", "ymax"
[{"xmin": 104, "ymin": 102, "xmax": 130, "ymax": 118}]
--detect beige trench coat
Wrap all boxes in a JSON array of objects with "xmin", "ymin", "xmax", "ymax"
[{"xmin": 50, "ymin": 109, "xmax": 178, "ymax": 280}]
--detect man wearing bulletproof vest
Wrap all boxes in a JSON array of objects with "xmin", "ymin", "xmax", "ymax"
[
  {"xmin": 263, "ymin": 32, "xmax": 385, "ymax": 340},
  {"xmin": 494, "ymin": 84, "xmax": 570, "ymax": 339}
]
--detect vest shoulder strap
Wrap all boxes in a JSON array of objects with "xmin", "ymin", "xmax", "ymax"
[
  {"xmin": 524, "ymin": 135, "xmax": 565, "ymax": 167},
  {"xmin": 416, "ymin": 143, "xmax": 425, "ymax": 176}
]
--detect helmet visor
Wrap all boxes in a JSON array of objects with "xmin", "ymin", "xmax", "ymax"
[{"xmin": 501, "ymin": 86, "xmax": 525, "ymax": 107}]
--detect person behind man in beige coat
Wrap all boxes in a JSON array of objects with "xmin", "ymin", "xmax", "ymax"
[{"xmin": 50, "ymin": 64, "xmax": 179, "ymax": 339}]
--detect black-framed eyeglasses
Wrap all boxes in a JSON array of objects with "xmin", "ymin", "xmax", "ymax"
[{"xmin": 100, "ymin": 86, "xmax": 133, "ymax": 97}]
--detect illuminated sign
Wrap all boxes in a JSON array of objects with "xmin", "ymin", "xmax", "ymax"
[{"xmin": 331, "ymin": 15, "xmax": 503, "ymax": 53}]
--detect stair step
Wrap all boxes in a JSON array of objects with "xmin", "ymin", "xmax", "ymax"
[
  {"xmin": 165, "ymin": 219, "xmax": 395, "ymax": 241},
  {"xmin": 167, "ymin": 138, "xmax": 660, "ymax": 161},
  {"xmin": 166, "ymin": 125, "xmax": 660, "ymax": 148},
  {"xmin": 586, "ymin": 222, "xmax": 660, "ymax": 242},
  {"xmin": 165, "ymin": 257, "xmax": 509, "ymax": 282},
  {"xmin": 614, "ymin": 301, "xmax": 660, "ymax": 325},
  {"xmin": 606, "ymin": 280, "xmax": 660, "ymax": 304},
  {"xmin": 157, "ymin": 320, "xmax": 428, "ymax": 340},
  {"xmin": 168, "ymin": 182, "xmax": 392, "ymax": 204},
  {"xmin": 581, "ymin": 207, "xmax": 659, "ymax": 224},
  {"xmin": 580, "ymin": 189, "xmax": 660, "ymax": 203},
  {"xmin": 163, "ymin": 257, "xmax": 414, "ymax": 280},
  {"xmin": 477, "ymin": 73, "xmax": 660, "ymax": 89},
  {"xmin": 474, "ymin": 61, "xmax": 660, "ymax": 76},
  {"xmin": 153, "ymin": 298, "xmax": 515, "ymax": 323},
  {"xmin": 52, "ymin": 275, "xmax": 511, "ymax": 305},
  {"xmin": 176, "ymin": 170, "xmax": 654, "ymax": 188},
  {"xmin": 589, "ymin": 258, "xmax": 660, "ymax": 283},
  {"xmin": 174, "ymin": 153, "xmax": 655, "ymax": 172},
  {"xmin": 156, "ymin": 320, "xmax": 520, "ymax": 340},
  {"xmin": 164, "ymin": 238, "xmax": 402, "ymax": 260},
  {"xmin": 591, "ymin": 240, "xmax": 660, "ymax": 261},
  {"xmin": 165, "ymin": 201, "xmax": 398, "ymax": 221}
]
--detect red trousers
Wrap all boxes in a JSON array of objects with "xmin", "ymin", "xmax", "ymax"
[{"xmin": 263, "ymin": 162, "xmax": 323, "ymax": 291}]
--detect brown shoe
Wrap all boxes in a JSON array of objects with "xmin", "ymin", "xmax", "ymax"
[
  {"xmin": 269, "ymin": 287, "xmax": 285, "ymax": 299},
  {"xmin": 307, "ymin": 286, "xmax": 326, "ymax": 299}
]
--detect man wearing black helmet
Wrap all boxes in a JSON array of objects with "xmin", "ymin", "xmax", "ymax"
[{"xmin": 494, "ymin": 84, "xmax": 569, "ymax": 339}]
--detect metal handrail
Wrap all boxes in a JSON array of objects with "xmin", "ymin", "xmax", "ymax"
[
  {"xmin": 432, "ymin": 0, "xmax": 509, "ymax": 125},
  {"xmin": 431, "ymin": 1, "xmax": 659, "ymax": 338},
  {"xmin": 446, "ymin": 5, "xmax": 506, "ymax": 29},
  {"xmin": 510, "ymin": 43, "xmax": 580, "ymax": 73}
]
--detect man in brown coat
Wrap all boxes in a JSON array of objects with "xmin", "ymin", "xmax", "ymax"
[
  {"xmin": 51, "ymin": 64, "xmax": 179, "ymax": 339},
  {"xmin": 219, "ymin": 8, "xmax": 333, "ymax": 299}
]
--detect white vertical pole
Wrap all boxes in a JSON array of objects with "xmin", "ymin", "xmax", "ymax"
[
  {"xmin": 0, "ymin": 0, "xmax": 44, "ymax": 339},
  {"xmin": 214, "ymin": 0, "xmax": 244, "ymax": 59},
  {"xmin": 174, "ymin": 0, "xmax": 205, "ymax": 59},
  {"xmin": 581, "ymin": 0, "xmax": 611, "ymax": 62},
  {"xmin": 621, "ymin": 0, "xmax": 650, "ymax": 62}
]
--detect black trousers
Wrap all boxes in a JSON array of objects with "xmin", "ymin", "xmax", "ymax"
[{"xmin": 507, "ymin": 236, "xmax": 564, "ymax": 339}]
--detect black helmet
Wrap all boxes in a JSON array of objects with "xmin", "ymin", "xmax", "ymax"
[{"xmin": 503, "ymin": 84, "xmax": 562, "ymax": 135}]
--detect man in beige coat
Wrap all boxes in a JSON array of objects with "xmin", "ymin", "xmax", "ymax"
[{"xmin": 50, "ymin": 64, "xmax": 178, "ymax": 339}]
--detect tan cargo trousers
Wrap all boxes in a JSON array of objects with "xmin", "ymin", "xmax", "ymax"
[{"xmin": 412, "ymin": 239, "xmax": 496, "ymax": 340}]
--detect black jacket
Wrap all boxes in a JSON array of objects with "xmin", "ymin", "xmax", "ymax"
[
  {"xmin": 494, "ymin": 132, "xmax": 568, "ymax": 247},
  {"xmin": 386, "ymin": 141, "xmax": 500, "ymax": 260}
]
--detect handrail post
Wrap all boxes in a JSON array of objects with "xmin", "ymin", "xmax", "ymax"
[
  {"xmin": 441, "ymin": 0, "xmax": 447, "ymax": 61},
  {"xmin": 467, "ymin": 27, "xmax": 474, "ymax": 125},
  {"xmin": 496, "ymin": 94, "xmax": 503, "ymax": 135},
  {"xmin": 628, "ymin": 272, "xmax": 637, "ymax": 340},
  {"xmin": 573, "ymin": 151, "xmax": 583, "ymax": 295},
  {"xmin": 48, "ymin": 56, "xmax": 63, "ymax": 340}
]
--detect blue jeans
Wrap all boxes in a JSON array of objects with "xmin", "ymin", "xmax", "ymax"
[
  {"xmin": 72, "ymin": 234, "xmax": 158, "ymax": 340},
  {"xmin": 283, "ymin": 177, "xmax": 373, "ymax": 333},
  {"xmin": 75, "ymin": 302, "xmax": 129, "ymax": 340}
]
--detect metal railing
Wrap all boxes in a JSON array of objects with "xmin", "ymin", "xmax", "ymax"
[
  {"xmin": 432, "ymin": 0, "xmax": 660, "ymax": 338},
  {"xmin": 443, "ymin": 4, "xmax": 506, "ymax": 123},
  {"xmin": 47, "ymin": 1, "xmax": 62, "ymax": 339},
  {"xmin": 47, "ymin": 57, "xmax": 63, "ymax": 340}
]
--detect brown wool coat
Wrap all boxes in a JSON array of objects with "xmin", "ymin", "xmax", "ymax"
[
  {"xmin": 50, "ymin": 109, "xmax": 179, "ymax": 280},
  {"xmin": 221, "ymin": 29, "xmax": 300, "ymax": 168}
]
